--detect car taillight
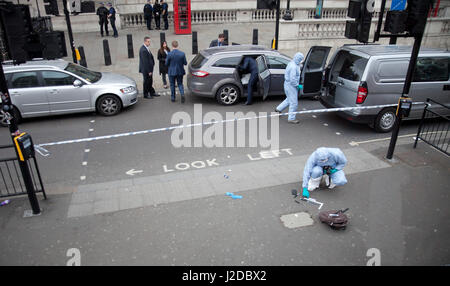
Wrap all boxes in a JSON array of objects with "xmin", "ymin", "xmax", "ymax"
[
  {"xmin": 356, "ymin": 84, "xmax": 368, "ymax": 104},
  {"xmin": 192, "ymin": 71, "xmax": 209, "ymax": 77}
]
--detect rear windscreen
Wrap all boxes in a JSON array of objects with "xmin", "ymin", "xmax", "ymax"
[
  {"xmin": 331, "ymin": 51, "xmax": 368, "ymax": 82},
  {"xmin": 191, "ymin": 54, "xmax": 208, "ymax": 69}
]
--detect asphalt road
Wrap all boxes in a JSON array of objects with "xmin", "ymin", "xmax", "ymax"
[{"xmin": 0, "ymin": 91, "xmax": 421, "ymax": 190}]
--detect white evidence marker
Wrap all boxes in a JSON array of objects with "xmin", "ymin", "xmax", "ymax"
[
  {"xmin": 336, "ymin": 132, "xmax": 341, "ymax": 135},
  {"xmin": 82, "ymin": 161, "xmax": 87, "ymax": 166},
  {"xmin": 80, "ymin": 176, "xmax": 86, "ymax": 181},
  {"xmin": 90, "ymin": 120, "xmax": 95, "ymax": 123},
  {"xmin": 89, "ymin": 129, "xmax": 94, "ymax": 132},
  {"xmin": 323, "ymin": 123, "xmax": 328, "ymax": 126},
  {"xmin": 85, "ymin": 149, "xmax": 90, "ymax": 153}
]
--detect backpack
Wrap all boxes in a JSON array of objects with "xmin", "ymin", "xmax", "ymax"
[{"xmin": 318, "ymin": 208, "xmax": 349, "ymax": 230}]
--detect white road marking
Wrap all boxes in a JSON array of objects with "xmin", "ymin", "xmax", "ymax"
[
  {"xmin": 323, "ymin": 123, "xmax": 328, "ymax": 126},
  {"xmin": 336, "ymin": 132, "xmax": 341, "ymax": 135},
  {"xmin": 85, "ymin": 149, "xmax": 90, "ymax": 153},
  {"xmin": 126, "ymin": 169, "xmax": 143, "ymax": 176},
  {"xmin": 82, "ymin": 161, "xmax": 87, "ymax": 166},
  {"xmin": 89, "ymin": 129, "xmax": 94, "ymax": 132},
  {"xmin": 80, "ymin": 176, "xmax": 86, "ymax": 181},
  {"xmin": 90, "ymin": 120, "xmax": 95, "ymax": 123},
  {"xmin": 349, "ymin": 133, "xmax": 418, "ymax": 146},
  {"xmin": 312, "ymin": 115, "xmax": 317, "ymax": 118}
]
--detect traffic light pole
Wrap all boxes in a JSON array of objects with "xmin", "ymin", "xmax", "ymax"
[
  {"xmin": 274, "ymin": 0, "xmax": 280, "ymax": 50},
  {"xmin": 62, "ymin": 0, "xmax": 77, "ymax": 63}
]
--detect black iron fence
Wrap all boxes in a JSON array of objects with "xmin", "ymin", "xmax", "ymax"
[
  {"xmin": 0, "ymin": 144, "xmax": 46, "ymax": 199},
  {"xmin": 414, "ymin": 98, "xmax": 449, "ymax": 155}
]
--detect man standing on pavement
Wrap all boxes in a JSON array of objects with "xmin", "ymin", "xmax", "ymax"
[
  {"xmin": 209, "ymin": 34, "xmax": 226, "ymax": 48},
  {"xmin": 139, "ymin": 37, "xmax": 160, "ymax": 99},
  {"xmin": 161, "ymin": 0, "xmax": 169, "ymax": 30},
  {"xmin": 238, "ymin": 56, "xmax": 258, "ymax": 106},
  {"xmin": 275, "ymin": 52, "xmax": 304, "ymax": 124},
  {"xmin": 107, "ymin": 2, "xmax": 118, "ymax": 38},
  {"xmin": 153, "ymin": 0, "xmax": 162, "ymax": 30},
  {"xmin": 301, "ymin": 147, "xmax": 348, "ymax": 198},
  {"xmin": 143, "ymin": 0, "xmax": 153, "ymax": 30},
  {"xmin": 96, "ymin": 2, "xmax": 109, "ymax": 37},
  {"xmin": 166, "ymin": 41, "xmax": 187, "ymax": 103}
]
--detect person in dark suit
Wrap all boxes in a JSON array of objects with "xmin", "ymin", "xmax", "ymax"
[
  {"xmin": 161, "ymin": 0, "xmax": 169, "ymax": 30},
  {"xmin": 238, "ymin": 56, "xmax": 258, "ymax": 105},
  {"xmin": 165, "ymin": 41, "xmax": 187, "ymax": 103},
  {"xmin": 96, "ymin": 2, "xmax": 109, "ymax": 37},
  {"xmin": 107, "ymin": 3, "xmax": 118, "ymax": 38},
  {"xmin": 157, "ymin": 41, "xmax": 170, "ymax": 89},
  {"xmin": 153, "ymin": 0, "xmax": 162, "ymax": 30},
  {"xmin": 139, "ymin": 37, "xmax": 160, "ymax": 99},
  {"xmin": 209, "ymin": 33, "xmax": 226, "ymax": 48},
  {"xmin": 143, "ymin": 1, "xmax": 153, "ymax": 30}
]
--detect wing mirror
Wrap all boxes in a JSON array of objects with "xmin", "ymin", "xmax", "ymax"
[{"xmin": 73, "ymin": 79, "xmax": 83, "ymax": 87}]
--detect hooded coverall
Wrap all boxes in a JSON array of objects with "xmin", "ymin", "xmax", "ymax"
[
  {"xmin": 276, "ymin": 52, "xmax": 304, "ymax": 121},
  {"xmin": 302, "ymin": 147, "xmax": 348, "ymax": 194}
]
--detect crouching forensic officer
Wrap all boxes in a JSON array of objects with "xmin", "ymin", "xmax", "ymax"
[{"xmin": 301, "ymin": 147, "xmax": 348, "ymax": 198}]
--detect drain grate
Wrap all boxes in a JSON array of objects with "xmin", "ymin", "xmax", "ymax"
[{"xmin": 280, "ymin": 212, "xmax": 314, "ymax": 229}]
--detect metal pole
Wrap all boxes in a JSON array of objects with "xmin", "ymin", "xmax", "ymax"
[
  {"xmin": 374, "ymin": 0, "xmax": 387, "ymax": 42},
  {"xmin": 274, "ymin": 0, "xmax": 280, "ymax": 50},
  {"xmin": 62, "ymin": 0, "xmax": 77, "ymax": 63}
]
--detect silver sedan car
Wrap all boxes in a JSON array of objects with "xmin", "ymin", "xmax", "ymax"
[{"xmin": 1, "ymin": 59, "xmax": 138, "ymax": 126}]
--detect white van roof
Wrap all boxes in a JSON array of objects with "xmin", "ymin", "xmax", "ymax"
[{"xmin": 345, "ymin": 45, "xmax": 448, "ymax": 56}]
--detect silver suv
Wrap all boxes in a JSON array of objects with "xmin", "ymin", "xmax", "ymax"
[
  {"xmin": 300, "ymin": 45, "xmax": 450, "ymax": 132},
  {"xmin": 1, "ymin": 59, "xmax": 138, "ymax": 126},
  {"xmin": 187, "ymin": 45, "xmax": 292, "ymax": 105}
]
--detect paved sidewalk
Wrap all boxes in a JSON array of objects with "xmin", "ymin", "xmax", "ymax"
[
  {"xmin": 0, "ymin": 142, "xmax": 449, "ymax": 265},
  {"xmin": 62, "ymin": 22, "xmax": 286, "ymax": 91}
]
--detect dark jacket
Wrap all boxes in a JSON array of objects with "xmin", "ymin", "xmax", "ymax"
[
  {"xmin": 108, "ymin": 7, "xmax": 116, "ymax": 20},
  {"xmin": 161, "ymin": 2, "xmax": 169, "ymax": 17},
  {"xmin": 143, "ymin": 4, "xmax": 153, "ymax": 19},
  {"xmin": 153, "ymin": 3, "xmax": 162, "ymax": 17},
  {"xmin": 239, "ymin": 57, "xmax": 258, "ymax": 76},
  {"xmin": 165, "ymin": 49, "xmax": 187, "ymax": 76},
  {"xmin": 96, "ymin": 6, "xmax": 109, "ymax": 23},
  {"xmin": 139, "ymin": 45, "xmax": 155, "ymax": 75},
  {"xmin": 157, "ymin": 48, "xmax": 170, "ymax": 74},
  {"xmin": 209, "ymin": 39, "xmax": 226, "ymax": 48}
]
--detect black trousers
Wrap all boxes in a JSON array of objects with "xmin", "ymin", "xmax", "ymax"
[
  {"xmin": 110, "ymin": 18, "xmax": 118, "ymax": 36},
  {"xmin": 99, "ymin": 19, "xmax": 109, "ymax": 36},
  {"xmin": 163, "ymin": 15, "xmax": 168, "ymax": 29},
  {"xmin": 145, "ymin": 15, "xmax": 152, "ymax": 30},
  {"xmin": 142, "ymin": 73, "xmax": 156, "ymax": 96},
  {"xmin": 154, "ymin": 15, "xmax": 161, "ymax": 28}
]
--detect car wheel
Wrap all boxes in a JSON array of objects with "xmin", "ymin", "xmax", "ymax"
[
  {"xmin": 374, "ymin": 108, "xmax": 397, "ymax": 133},
  {"xmin": 216, "ymin": 84, "xmax": 240, "ymax": 105},
  {"xmin": 0, "ymin": 107, "xmax": 21, "ymax": 127},
  {"xmin": 96, "ymin": 94, "xmax": 122, "ymax": 116}
]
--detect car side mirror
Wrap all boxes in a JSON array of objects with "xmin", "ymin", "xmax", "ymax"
[{"xmin": 73, "ymin": 80, "xmax": 83, "ymax": 87}]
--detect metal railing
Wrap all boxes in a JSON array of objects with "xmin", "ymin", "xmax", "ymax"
[
  {"xmin": 414, "ymin": 99, "xmax": 449, "ymax": 155},
  {"xmin": 0, "ymin": 144, "xmax": 47, "ymax": 199}
]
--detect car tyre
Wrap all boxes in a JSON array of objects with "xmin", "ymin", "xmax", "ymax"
[
  {"xmin": 216, "ymin": 84, "xmax": 240, "ymax": 105},
  {"xmin": 96, "ymin": 94, "xmax": 122, "ymax": 116},
  {"xmin": 374, "ymin": 108, "xmax": 397, "ymax": 133},
  {"xmin": 0, "ymin": 107, "xmax": 21, "ymax": 127}
]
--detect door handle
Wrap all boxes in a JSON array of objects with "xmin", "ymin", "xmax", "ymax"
[
  {"xmin": 338, "ymin": 80, "xmax": 344, "ymax": 86},
  {"xmin": 49, "ymin": 89, "xmax": 58, "ymax": 94}
]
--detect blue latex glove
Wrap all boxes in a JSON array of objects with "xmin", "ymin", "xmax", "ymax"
[
  {"xmin": 330, "ymin": 168, "xmax": 338, "ymax": 174},
  {"xmin": 302, "ymin": 187, "xmax": 310, "ymax": 198},
  {"xmin": 297, "ymin": 84, "xmax": 303, "ymax": 90}
]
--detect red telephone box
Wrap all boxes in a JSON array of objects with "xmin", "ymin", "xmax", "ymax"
[{"xmin": 173, "ymin": 0, "xmax": 192, "ymax": 34}]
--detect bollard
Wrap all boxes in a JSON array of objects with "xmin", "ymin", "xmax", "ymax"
[
  {"xmin": 160, "ymin": 32, "xmax": 166, "ymax": 46},
  {"xmin": 78, "ymin": 46, "xmax": 87, "ymax": 68},
  {"xmin": 252, "ymin": 29, "xmax": 258, "ymax": 45},
  {"xmin": 127, "ymin": 34, "xmax": 134, "ymax": 59},
  {"xmin": 223, "ymin": 29, "xmax": 229, "ymax": 46},
  {"xmin": 192, "ymin": 31, "xmax": 198, "ymax": 55},
  {"xmin": 103, "ymin": 39, "xmax": 112, "ymax": 66}
]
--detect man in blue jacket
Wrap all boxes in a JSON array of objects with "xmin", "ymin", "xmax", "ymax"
[
  {"xmin": 301, "ymin": 147, "xmax": 348, "ymax": 198},
  {"xmin": 238, "ymin": 56, "xmax": 258, "ymax": 105},
  {"xmin": 166, "ymin": 41, "xmax": 187, "ymax": 103},
  {"xmin": 275, "ymin": 52, "xmax": 304, "ymax": 124},
  {"xmin": 107, "ymin": 3, "xmax": 118, "ymax": 38},
  {"xmin": 139, "ymin": 37, "xmax": 160, "ymax": 99},
  {"xmin": 143, "ymin": 0, "xmax": 153, "ymax": 30}
]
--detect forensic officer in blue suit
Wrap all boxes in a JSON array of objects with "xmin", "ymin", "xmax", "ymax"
[{"xmin": 301, "ymin": 147, "xmax": 348, "ymax": 198}]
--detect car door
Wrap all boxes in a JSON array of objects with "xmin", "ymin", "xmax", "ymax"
[
  {"xmin": 256, "ymin": 55, "xmax": 270, "ymax": 100},
  {"xmin": 41, "ymin": 70, "xmax": 91, "ymax": 114},
  {"xmin": 266, "ymin": 55, "xmax": 290, "ymax": 95},
  {"xmin": 300, "ymin": 46, "xmax": 331, "ymax": 97},
  {"xmin": 7, "ymin": 71, "xmax": 50, "ymax": 117},
  {"xmin": 409, "ymin": 56, "xmax": 450, "ymax": 118}
]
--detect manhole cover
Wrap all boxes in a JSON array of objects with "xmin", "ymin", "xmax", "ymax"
[{"xmin": 280, "ymin": 212, "xmax": 314, "ymax": 229}]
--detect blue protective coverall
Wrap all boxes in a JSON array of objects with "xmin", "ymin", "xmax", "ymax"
[
  {"xmin": 276, "ymin": 52, "xmax": 304, "ymax": 121},
  {"xmin": 302, "ymin": 147, "xmax": 348, "ymax": 194}
]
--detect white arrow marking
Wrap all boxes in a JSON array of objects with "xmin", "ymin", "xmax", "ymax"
[{"xmin": 126, "ymin": 169, "xmax": 143, "ymax": 176}]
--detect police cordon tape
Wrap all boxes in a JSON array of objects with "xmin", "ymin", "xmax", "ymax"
[{"xmin": 33, "ymin": 102, "xmax": 429, "ymax": 156}]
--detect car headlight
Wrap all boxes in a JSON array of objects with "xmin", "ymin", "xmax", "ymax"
[{"xmin": 120, "ymin": 86, "xmax": 136, "ymax": 94}]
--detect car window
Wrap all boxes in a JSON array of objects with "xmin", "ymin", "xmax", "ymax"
[
  {"xmin": 191, "ymin": 54, "xmax": 208, "ymax": 69},
  {"xmin": 338, "ymin": 53, "xmax": 368, "ymax": 82},
  {"xmin": 64, "ymin": 63, "xmax": 101, "ymax": 83},
  {"xmin": 306, "ymin": 49, "xmax": 327, "ymax": 70},
  {"xmin": 212, "ymin": 56, "xmax": 241, "ymax": 68},
  {"xmin": 413, "ymin": 57, "xmax": 449, "ymax": 82},
  {"xmin": 42, "ymin": 71, "xmax": 77, "ymax": 86},
  {"xmin": 256, "ymin": 57, "xmax": 267, "ymax": 73},
  {"xmin": 376, "ymin": 60, "xmax": 409, "ymax": 82},
  {"xmin": 267, "ymin": 56, "xmax": 289, "ymax": 69},
  {"xmin": 10, "ymin": 72, "xmax": 39, "ymax": 89}
]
